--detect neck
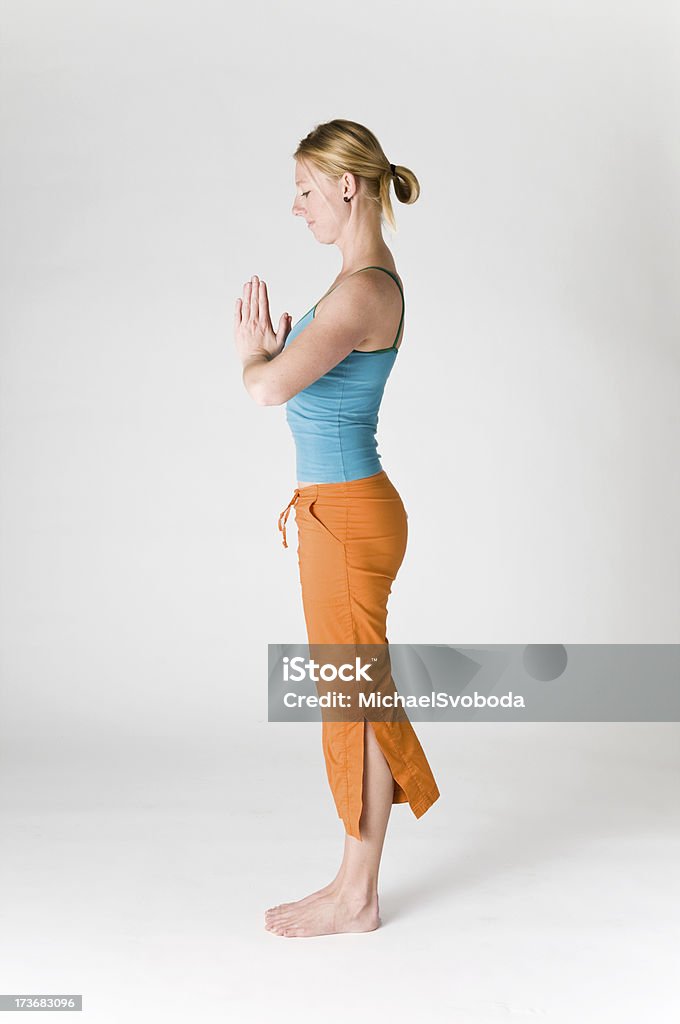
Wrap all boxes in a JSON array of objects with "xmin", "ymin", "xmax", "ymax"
[{"xmin": 336, "ymin": 217, "xmax": 390, "ymax": 273}]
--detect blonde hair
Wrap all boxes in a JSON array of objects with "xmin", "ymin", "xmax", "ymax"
[{"xmin": 293, "ymin": 118, "xmax": 420, "ymax": 232}]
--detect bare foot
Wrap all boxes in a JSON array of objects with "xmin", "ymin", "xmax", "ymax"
[
  {"xmin": 265, "ymin": 890, "xmax": 380, "ymax": 937},
  {"xmin": 265, "ymin": 875, "xmax": 343, "ymax": 919}
]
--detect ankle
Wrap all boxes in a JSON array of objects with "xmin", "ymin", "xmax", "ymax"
[{"xmin": 336, "ymin": 882, "xmax": 378, "ymax": 907}]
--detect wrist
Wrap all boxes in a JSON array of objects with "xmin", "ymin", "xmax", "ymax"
[{"xmin": 242, "ymin": 349, "xmax": 272, "ymax": 370}]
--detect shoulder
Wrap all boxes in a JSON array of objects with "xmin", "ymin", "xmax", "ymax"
[
  {"xmin": 354, "ymin": 267, "xmax": 404, "ymax": 303},
  {"xmin": 316, "ymin": 268, "xmax": 403, "ymax": 321}
]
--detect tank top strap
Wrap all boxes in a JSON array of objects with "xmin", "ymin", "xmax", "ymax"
[
  {"xmin": 314, "ymin": 266, "xmax": 405, "ymax": 349},
  {"xmin": 359, "ymin": 267, "xmax": 404, "ymax": 350}
]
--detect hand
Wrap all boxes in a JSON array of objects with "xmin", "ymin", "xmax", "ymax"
[{"xmin": 234, "ymin": 275, "xmax": 291, "ymax": 365}]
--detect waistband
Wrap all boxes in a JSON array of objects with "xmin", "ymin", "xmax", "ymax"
[{"xmin": 277, "ymin": 470, "xmax": 389, "ymax": 548}]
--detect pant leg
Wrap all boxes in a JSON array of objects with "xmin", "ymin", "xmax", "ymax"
[{"xmin": 294, "ymin": 473, "xmax": 440, "ymax": 841}]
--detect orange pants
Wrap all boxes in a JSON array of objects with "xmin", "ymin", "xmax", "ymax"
[{"xmin": 278, "ymin": 469, "xmax": 440, "ymax": 841}]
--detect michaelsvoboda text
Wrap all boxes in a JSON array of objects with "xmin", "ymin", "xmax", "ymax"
[{"xmin": 283, "ymin": 691, "xmax": 526, "ymax": 708}]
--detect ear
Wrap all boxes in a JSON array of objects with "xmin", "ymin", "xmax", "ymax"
[{"xmin": 341, "ymin": 171, "xmax": 357, "ymax": 200}]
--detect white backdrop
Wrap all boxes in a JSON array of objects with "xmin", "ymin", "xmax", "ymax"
[
  {"xmin": 1, "ymin": 2, "xmax": 678, "ymax": 747},
  {"xmin": 0, "ymin": 3, "xmax": 678, "ymax": 1021}
]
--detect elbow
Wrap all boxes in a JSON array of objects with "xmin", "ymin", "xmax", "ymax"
[
  {"xmin": 250, "ymin": 381, "xmax": 285, "ymax": 407},
  {"xmin": 242, "ymin": 355, "xmax": 288, "ymax": 406}
]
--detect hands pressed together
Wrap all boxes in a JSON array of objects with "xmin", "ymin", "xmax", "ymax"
[{"xmin": 234, "ymin": 275, "xmax": 292, "ymax": 368}]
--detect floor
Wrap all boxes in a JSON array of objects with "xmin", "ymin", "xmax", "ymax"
[{"xmin": 0, "ymin": 722, "xmax": 678, "ymax": 1023}]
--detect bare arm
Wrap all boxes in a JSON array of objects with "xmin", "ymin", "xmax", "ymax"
[
  {"xmin": 241, "ymin": 349, "xmax": 274, "ymax": 402},
  {"xmin": 236, "ymin": 273, "xmax": 386, "ymax": 406}
]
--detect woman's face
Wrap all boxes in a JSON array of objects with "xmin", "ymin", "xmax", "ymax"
[{"xmin": 291, "ymin": 160, "xmax": 346, "ymax": 244}]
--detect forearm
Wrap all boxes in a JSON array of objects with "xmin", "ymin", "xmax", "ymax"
[{"xmin": 242, "ymin": 350, "xmax": 275, "ymax": 405}]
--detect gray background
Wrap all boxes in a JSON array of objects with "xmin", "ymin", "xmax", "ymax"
[{"xmin": 1, "ymin": 2, "xmax": 679, "ymax": 1022}]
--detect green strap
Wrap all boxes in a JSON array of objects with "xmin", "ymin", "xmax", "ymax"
[
  {"xmin": 357, "ymin": 267, "xmax": 404, "ymax": 349},
  {"xmin": 314, "ymin": 266, "xmax": 405, "ymax": 350}
]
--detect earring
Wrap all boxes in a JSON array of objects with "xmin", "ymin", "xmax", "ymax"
[{"xmin": 343, "ymin": 196, "xmax": 351, "ymax": 203}]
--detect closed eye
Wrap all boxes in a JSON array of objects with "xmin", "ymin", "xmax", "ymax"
[{"xmin": 301, "ymin": 191, "xmax": 310, "ymax": 198}]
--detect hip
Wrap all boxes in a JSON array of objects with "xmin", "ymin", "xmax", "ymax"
[
  {"xmin": 278, "ymin": 470, "xmax": 407, "ymax": 551},
  {"xmin": 298, "ymin": 471, "xmax": 407, "ymax": 551}
]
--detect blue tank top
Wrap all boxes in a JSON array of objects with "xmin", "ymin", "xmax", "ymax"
[{"xmin": 283, "ymin": 266, "xmax": 404, "ymax": 483}]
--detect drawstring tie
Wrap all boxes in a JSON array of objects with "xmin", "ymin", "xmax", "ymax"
[{"xmin": 278, "ymin": 488, "xmax": 300, "ymax": 548}]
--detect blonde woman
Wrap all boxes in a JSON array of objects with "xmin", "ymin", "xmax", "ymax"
[{"xmin": 235, "ymin": 119, "xmax": 440, "ymax": 937}]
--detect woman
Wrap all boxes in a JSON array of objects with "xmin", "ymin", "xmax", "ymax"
[{"xmin": 234, "ymin": 119, "xmax": 440, "ymax": 937}]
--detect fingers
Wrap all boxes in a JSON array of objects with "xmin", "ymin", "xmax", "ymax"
[
  {"xmin": 258, "ymin": 278, "xmax": 269, "ymax": 323},
  {"xmin": 242, "ymin": 279, "xmax": 253, "ymax": 321},
  {"xmin": 241, "ymin": 275, "xmax": 270, "ymax": 325}
]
